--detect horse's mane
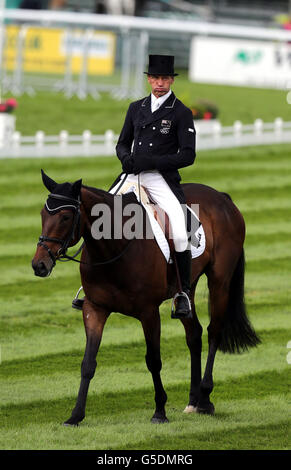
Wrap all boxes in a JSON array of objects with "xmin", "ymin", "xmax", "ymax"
[
  {"xmin": 82, "ymin": 184, "xmax": 136, "ymax": 204},
  {"xmin": 82, "ymin": 185, "xmax": 109, "ymax": 198}
]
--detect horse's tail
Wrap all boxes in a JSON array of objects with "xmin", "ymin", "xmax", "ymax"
[{"xmin": 218, "ymin": 249, "xmax": 261, "ymax": 355}]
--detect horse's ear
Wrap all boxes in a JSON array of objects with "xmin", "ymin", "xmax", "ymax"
[
  {"xmin": 72, "ymin": 179, "xmax": 82, "ymax": 198},
  {"xmin": 41, "ymin": 169, "xmax": 57, "ymax": 192}
]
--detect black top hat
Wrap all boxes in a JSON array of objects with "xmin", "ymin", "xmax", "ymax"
[{"xmin": 144, "ymin": 55, "xmax": 178, "ymax": 76}]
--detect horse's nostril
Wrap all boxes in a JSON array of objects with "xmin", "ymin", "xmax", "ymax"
[
  {"xmin": 32, "ymin": 260, "xmax": 49, "ymax": 277},
  {"xmin": 39, "ymin": 261, "xmax": 46, "ymax": 270}
]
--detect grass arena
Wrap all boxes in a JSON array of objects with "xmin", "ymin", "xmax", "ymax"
[{"xmin": 0, "ymin": 79, "xmax": 290, "ymax": 450}]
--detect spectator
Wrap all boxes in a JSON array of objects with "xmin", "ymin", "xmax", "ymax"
[
  {"xmin": 49, "ymin": 0, "xmax": 67, "ymax": 9},
  {"xmin": 95, "ymin": 0, "xmax": 135, "ymax": 16},
  {"xmin": 19, "ymin": 0, "xmax": 67, "ymax": 9},
  {"xmin": 19, "ymin": 0, "xmax": 44, "ymax": 8}
]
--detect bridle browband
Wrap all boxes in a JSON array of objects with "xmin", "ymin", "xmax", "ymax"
[{"xmin": 38, "ymin": 193, "xmax": 81, "ymax": 268}]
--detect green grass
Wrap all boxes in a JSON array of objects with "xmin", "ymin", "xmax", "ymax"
[
  {"xmin": 1, "ymin": 82, "xmax": 291, "ymax": 449},
  {"xmin": 0, "ymin": 143, "xmax": 291, "ymax": 450},
  {"xmin": 4, "ymin": 72, "xmax": 290, "ymax": 135}
]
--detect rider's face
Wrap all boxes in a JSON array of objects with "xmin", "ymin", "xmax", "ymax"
[{"xmin": 147, "ymin": 75, "xmax": 174, "ymax": 98}]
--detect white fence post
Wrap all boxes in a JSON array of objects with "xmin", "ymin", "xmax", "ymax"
[
  {"xmin": 233, "ymin": 120, "xmax": 242, "ymax": 146},
  {"xmin": 82, "ymin": 130, "xmax": 91, "ymax": 145},
  {"xmin": 105, "ymin": 129, "xmax": 114, "ymax": 155},
  {"xmin": 254, "ymin": 118, "xmax": 263, "ymax": 142},
  {"xmin": 274, "ymin": 117, "xmax": 283, "ymax": 142},
  {"xmin": 213, "ymin": 121, "xmax": 222, "ymax": 146},
  {"xmin": 82, "ymin": 130, "xmax": 92, "ymax": 155},
  {"xmin": 12, "ymin": 131, "xmax": 21, "ymax": 149},
  {"xmin": 35, "ymin": 131, "xmax": 45, "ymax": 151},
  {"xmin": 59, "ymin": 130, "xmax": 69, "ymax": 149}
]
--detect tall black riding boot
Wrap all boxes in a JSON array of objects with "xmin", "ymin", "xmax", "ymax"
[{"xmin": 171, "ymin": 250, "xmax": 192, "ymax": 319}]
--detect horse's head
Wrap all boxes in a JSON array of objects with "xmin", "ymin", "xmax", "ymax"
[{"xmin": 32, "ymin": 170, "xmax": 82, "ymax": 277}]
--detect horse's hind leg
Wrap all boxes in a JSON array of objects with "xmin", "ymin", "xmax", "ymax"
[
  {"xmin": 64, "ymin": 299, "xmax": 109, "ymax": 426},
  {"xmin": 197, "ymin": 271, "xmax": 230, "ymax": 415},
  {"xmin": 141, "ymin": 308, "xmax": 168, "ymax": 423},
  {"xmin": 181, "ymin": 281, "xmax": 203, "ymax": 413}
]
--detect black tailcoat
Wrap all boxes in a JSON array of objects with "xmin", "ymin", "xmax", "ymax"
[{"xmin": 110, "ymin": 91, "xmax": 196, "ymax": 205}]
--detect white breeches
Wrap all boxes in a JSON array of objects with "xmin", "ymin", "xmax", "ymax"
[{"xmin": 112, "ymin": 170, "xmax": 189, "ymax": 252}]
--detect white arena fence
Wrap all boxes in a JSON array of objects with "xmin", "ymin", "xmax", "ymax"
[{"xmin": 0, "ymin": 118, "xmax": 291, "ymax": 159}]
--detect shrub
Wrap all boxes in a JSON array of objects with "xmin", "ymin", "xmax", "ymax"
[
  {"xmin": 0, "ymin": 97, "xmax": 18, "ymax": 113},
  {"xmin": 191, "ymin": 99, "xmax": 219, "ymax": 120}
]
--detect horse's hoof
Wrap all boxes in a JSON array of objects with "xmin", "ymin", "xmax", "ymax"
[
  {"xmin": 63, "ymin": 415, "xmax": 84, "ymax": 426},
  {"xmin": 151, "ymin": 413, "xmax": 169, "ymax": 424},
  {"xmin": 63, "ymin": 421, "xmax": 79, "ymax": 427},
  {"xmin": 183, "ymin": 405, "xmax": 197, "ymax": 414},
  {"xmin": 196, "ymin": 402, "xmax": 215, "ymax": 415}
]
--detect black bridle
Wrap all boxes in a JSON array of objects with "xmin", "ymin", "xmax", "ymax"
[
  {"xmin": 38, "ymin": 193, "xmax": 81, "ymax": 268},
  {"xmin": 38, "ymin": 187, "xmax": 135, "ymax": 268}
]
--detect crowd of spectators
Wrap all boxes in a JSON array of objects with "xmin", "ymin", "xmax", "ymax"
[{"xmin": 6, "ymin": 0, "xmax": 144, "ymax": 16}]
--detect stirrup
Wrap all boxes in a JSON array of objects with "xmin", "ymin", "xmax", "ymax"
[
  {"xmin": 171, "ymin": 291, "xmax": 192, "ymax": 319},
  {"xmin": 72, "ymin": 286, "xmax": 84, "ymax": 310}
]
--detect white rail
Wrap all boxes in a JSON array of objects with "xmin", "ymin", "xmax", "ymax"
[
  {"xmin": 0, "ymin": 119, "xmax": 290, "ymax": 159},
  {"xmin": 3, "ymin": 9, "xmax": 291, "ymax": 41},
  {"xmin": 195, "ymin": 118, "xmax": 291, "ymax": 150}
]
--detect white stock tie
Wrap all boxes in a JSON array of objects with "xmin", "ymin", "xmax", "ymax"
[{"xmin": 152, "ymin": 100, "xmax": 160, "ymax": 113}]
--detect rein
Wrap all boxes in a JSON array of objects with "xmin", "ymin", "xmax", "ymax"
[
  {"xmin": 38, "ymin": 180, "xmax": 136, "ymax": 267},
  {"xmin": 58, "ymin": 238, "xmax": 134, "ymax": 266}
]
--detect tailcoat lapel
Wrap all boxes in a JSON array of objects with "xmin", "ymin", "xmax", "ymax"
[{"xmin": 138, "ymin": 92, "xmax": 177, "ymax": 127}]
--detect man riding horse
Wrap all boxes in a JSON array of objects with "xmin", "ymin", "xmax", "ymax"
[
  {"xmin": 33, "ymin": 56, "xmax": 260, "ymax": 426},
  {"xmin": 110, "ymin": 54, "xmax": 196, "ymax": 318}
]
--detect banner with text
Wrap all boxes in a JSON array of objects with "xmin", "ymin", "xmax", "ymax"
[
  {"xmin": 4, "ymin": 26, "xmax": 116, "ymax": 75},
  {"xmin": 189, "ymin": 36, "xmax": 291, "ymax": 89}
]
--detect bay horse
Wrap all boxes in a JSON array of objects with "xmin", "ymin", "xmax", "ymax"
[{"xmin": 32, "ymin": 170, "xmax": 260, "ymax": 425}]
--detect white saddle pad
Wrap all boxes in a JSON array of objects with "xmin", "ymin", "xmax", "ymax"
[{"xmin": 112, "ymin": 180, "xmax": 206, "ymax": 263}]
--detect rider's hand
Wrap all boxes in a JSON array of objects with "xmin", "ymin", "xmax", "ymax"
[
  {"xmin": 133, "ymin": 156, "xmax": 155, "ymax": 175},
  {"xmin": 122, "ymin": 155, "xmax": 134, "ymax": 174}
]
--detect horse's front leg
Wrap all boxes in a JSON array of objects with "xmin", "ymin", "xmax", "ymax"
[
  {"xmin": 141, "ymin": 308, "xmax": 168, "ymax": 423},
  {"xmin": 64, "ymin": 299, "xmax": 109, "ymax": 426}
]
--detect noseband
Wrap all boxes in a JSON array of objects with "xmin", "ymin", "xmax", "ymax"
[{"xmin": 38, "ymin": 193, "xmax": 81, "ymax": 267}]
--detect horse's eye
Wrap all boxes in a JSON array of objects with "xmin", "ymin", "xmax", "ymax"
[{"xmin": 61, "ymin": 214, "xmax": 71, "ymax": 222}]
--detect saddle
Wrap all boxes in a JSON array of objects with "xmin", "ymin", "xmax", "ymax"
[{"xmin": 114, "ymin": 179, "xmax": 205, "ymax": 264}]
